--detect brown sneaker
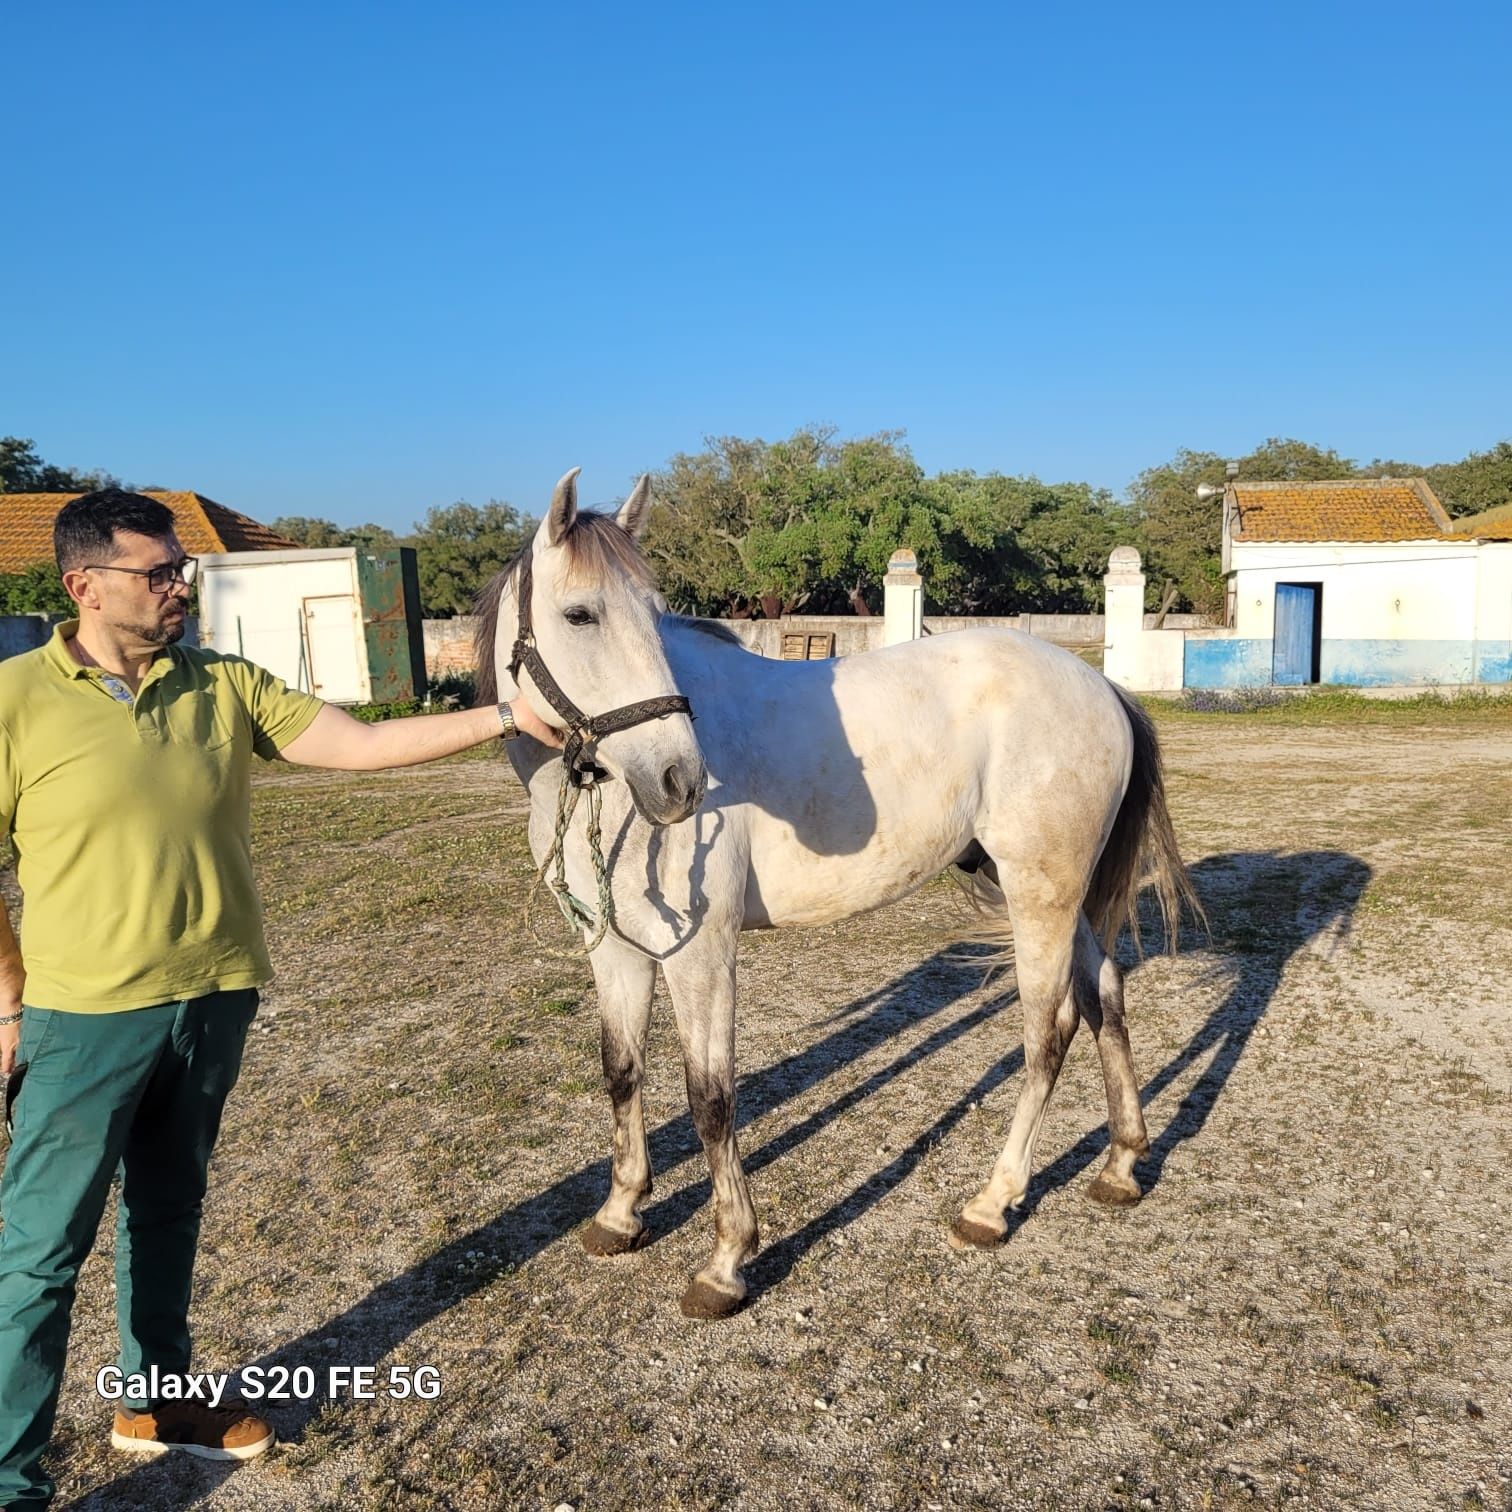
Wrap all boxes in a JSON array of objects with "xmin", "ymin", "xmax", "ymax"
[{"xmin": 111, "ymin": 1400, "xmax": 274, "ymax": 1461}]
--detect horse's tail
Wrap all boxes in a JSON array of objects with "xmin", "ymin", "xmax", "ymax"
[{"xmin": 1085, "ymin": 683, "xmax": 1204, "ymax": 957}]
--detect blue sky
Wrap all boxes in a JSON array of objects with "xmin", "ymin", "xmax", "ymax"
[{"xmin": 6, "ymin": 1, "xmax": 1509, "ymax": 529}]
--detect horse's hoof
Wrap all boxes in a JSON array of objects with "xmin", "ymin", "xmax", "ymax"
[
  {"xmin": 948, "ymin": 1214, "xmax": 1006, "ymax": 1250},
  {"xmin": 1087, "ymin": 1173, "xmax": 1142, "ymax": 1207},
  {"xmin": 679, "ymin": 1277, "xmax": 745, "ymax": 1319},
  {"xmin": 581, "ymin": 1220, "xmax": 650, "ymax": 1257}
]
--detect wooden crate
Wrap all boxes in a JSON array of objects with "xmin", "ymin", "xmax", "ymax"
[{"xmin": 780, "ymin": 631, "xmax": 836, "ymax": 660}]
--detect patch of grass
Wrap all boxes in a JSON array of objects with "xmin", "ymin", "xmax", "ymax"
[
  {"xmin": 1086, "ymin": 1314, "xmax": 1153, "ymax": 1388},
  {"xmin": 1148, "ymin": 685, "xmax": 1512, "ymax": 725}
]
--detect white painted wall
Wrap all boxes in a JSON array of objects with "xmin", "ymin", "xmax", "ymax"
[
  {"xmin": 1102, "ymin": 548, "xmax": 1186, "ymax": 691},
  {"xmin": 1476, "ymin": 543, "xmax": 1512, "ymax": 646},
  {"xmin": 1228, "ymin": 540, "xmax": 1479, "ymax": 641},
  {"xmin": 198, "ymin": 549, "xmax": 371, "ymax": 702}
]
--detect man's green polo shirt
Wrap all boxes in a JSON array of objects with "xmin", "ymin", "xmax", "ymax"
[{"xmin": 0, "ymin": 622, "xmax": 324, "ymax": 1013}]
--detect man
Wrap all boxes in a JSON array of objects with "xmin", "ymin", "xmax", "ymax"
[{"xmin": 0, "ymin": 489, "xmax": 558, "ymax": 1505}]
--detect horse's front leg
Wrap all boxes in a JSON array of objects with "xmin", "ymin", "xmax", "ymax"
[
  {"xmin": 662, "ymin": 934, "xmax": 759, "ymax": 1318},
  {"xmin": 582, "ymin": 936, "xmax": 658, "ymax": 1257}
]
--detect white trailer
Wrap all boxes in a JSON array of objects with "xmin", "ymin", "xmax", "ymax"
[{"xmin": 196, "ymin": 547, "xmax": 425, "ymax": 705}]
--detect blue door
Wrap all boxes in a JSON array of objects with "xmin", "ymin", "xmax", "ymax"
[{"xmin": 1273, "ymin": 583, "xmax": 1320, "ymax": 685}]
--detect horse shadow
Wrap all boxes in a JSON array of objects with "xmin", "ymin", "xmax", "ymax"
[
  {"xmin": 998, "ymin": 846, "xmax": 1371, "ymax": 1237},
  {"xmin": 75, "ymin": 848, "xmax": 1367, "ymax": 1509}
]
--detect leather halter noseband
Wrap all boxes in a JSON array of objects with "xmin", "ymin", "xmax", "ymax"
[{"xmin": 507, "ymin": 551, "xmax": 692, "ymax": 787}]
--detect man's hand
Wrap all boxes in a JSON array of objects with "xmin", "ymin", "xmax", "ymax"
[
  {"xmin": 280, "ymin": 700, "xmax": 563, "ymax": 771},
  {"xmin": 0, "ymin": 899, "xmax": 22, "ymax": 1075}
]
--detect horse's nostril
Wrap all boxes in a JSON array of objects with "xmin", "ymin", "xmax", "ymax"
[{"xmin": 663, "ymin": 763, "xmax": 687, "ymax": 804}]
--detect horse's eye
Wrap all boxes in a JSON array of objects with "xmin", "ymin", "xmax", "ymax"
[{"xmin": 564, "ymin": 607, "xmax": 598, "ymax": 627}]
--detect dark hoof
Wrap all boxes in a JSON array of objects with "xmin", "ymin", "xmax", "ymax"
[
  {"xmin": 949, "ymin": 1214, "xmax": 1006, "ymax": 1250},
  {"xmin": 679, "ymin": 1278, "xmax": 745, "ymax": 1319},
  {"xmin": 1087, "ymin": 1174, "xmax": 1142, "ymax": 1207},
  {"xmin": 581, "ymin": 1220, "xmax": 650, "ymax": 1257}
]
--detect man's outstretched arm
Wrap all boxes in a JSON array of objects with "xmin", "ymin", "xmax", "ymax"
[{"xmin": 279, "ymin": 699, "xmax": 562, "ymax": 772}]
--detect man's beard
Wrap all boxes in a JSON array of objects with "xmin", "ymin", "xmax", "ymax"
[{"xmin": 131, "ymin": 613, "xmax": 186, "ymax": 647}]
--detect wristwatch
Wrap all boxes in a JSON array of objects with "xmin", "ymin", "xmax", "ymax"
[{"xmin": 497, "ymin": 701, "xmax": 519, "ymax": 740}]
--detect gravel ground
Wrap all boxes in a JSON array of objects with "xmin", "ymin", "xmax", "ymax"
[{"xmin": 4, "ymin": 705, "xmax": 1508, "ymax": 1511}]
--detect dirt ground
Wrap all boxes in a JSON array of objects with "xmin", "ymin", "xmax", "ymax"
[{"xmin": 6, "ymin": 703, "xmax": 1509, "ymax": 1510}]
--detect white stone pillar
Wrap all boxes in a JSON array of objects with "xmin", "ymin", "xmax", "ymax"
[
  {"xmin": 1102, "ymin": 546, "xmax": 1146, "ymax": 689},
  {"xmin": 883, "ymin": 549, "xmax": 923, "ymax": 647}
]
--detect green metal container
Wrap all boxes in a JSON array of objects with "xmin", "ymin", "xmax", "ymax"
[{"xmin": 354, "ymin": 548, "xmax": 427, "ymax": 703}]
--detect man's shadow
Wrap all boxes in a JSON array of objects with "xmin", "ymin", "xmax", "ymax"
[{"xmin": 78, "ymin": 848, "xmax": 1367, "ymax": 1509}]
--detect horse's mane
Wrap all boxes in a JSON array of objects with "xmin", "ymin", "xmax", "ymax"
[
  {"xmin": 473, "ymin": 511, "xmax": 657, "ymax": 707},
  {"xmin": 667, "ymin": 615, "xmax": 745, "ymax": 646}
]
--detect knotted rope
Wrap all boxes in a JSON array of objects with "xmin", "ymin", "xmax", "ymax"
[{"xmin": 528, "ymin": 763, "xmax": 616, "ymax": 953}]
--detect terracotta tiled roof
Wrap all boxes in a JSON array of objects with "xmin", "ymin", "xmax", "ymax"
[
  {"xmin": 1228, "ymin": 478, "xmax": 1452, "ymax": 543},
  {"xmin": 0, "ymin": 491, "xmax": 300, "ymax": 572},
  {"xmin": 1446, "ymin": 500, "xmax": 1512, "ymax": 542}
]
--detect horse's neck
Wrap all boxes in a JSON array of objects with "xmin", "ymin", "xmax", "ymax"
[{"xmin": 660, "ymin": 622, "xmax": 848, "ymax": 776}]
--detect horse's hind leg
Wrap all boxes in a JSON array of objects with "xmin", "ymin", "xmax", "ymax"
[
  {"xmin": 952, "ymin": 892, "xmax": 1083, "ymax": 1249},
  {"xmin": 661, "ymin": 935, "xmax": 759, "ymax": 1319},
  {"xmin": 582, "ymin": 937, "xmax": 658, "ymax": 1257},
  {"xmin": 1075, "ymin": 914, "xmax": 1150, "ymax": 1206}
]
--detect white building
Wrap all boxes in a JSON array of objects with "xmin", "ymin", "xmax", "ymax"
[
  {"xmin": 1179, "ymin": 478, "xmax": 1512, "ymax": 688},
  {"xmin": 197, "ymin": 547, "xmax": 426, "ymax": 704}
]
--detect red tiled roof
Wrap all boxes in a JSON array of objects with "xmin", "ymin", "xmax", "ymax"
[
  {"xmin": 1446, "ymin": 501, "xmax": 1512, "ymax": 542},
  {"xmin": 0, "ymin": 491, "xmax": 300, "ymax": 572},
  {"xmin": 1228, "ymin": 478, "xmax": 1453, "ymax": 543}
]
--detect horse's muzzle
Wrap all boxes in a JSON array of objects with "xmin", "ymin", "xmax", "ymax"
[{"xmin": 632, "ymin": 755, "xmax": 706, "ymax": 826}]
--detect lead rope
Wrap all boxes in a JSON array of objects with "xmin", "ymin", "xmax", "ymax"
[{"xmin": 528, "ymin": 764, "xmax": 616, "ymax": 953}]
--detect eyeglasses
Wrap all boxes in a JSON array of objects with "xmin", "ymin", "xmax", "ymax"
[{"xmin": 83, "ymin": 557, "xmax": 199, "ymax": 594}]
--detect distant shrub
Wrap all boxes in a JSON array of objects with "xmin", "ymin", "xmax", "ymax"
[
  {"xmin": 430, "ymin": 671, "xmax": 477, "ymax": 706},
  {"xmin": 348, "ymin": 698, "xmax": 427, "ymax": 723},
  {"xmin": 1178, "ymin": 686, "xmax": 1294, "ymax": 713},
  {"xmin": 1166, "ymin": 685, "xmax": 1511, "ymax": 722}
]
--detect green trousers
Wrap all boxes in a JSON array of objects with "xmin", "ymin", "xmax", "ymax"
[{"xmin": 0, "ymin": 989, "xmax": 257, "ymax": 1506}]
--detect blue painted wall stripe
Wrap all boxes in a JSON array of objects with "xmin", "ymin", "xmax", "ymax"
[
  {"xmin": 1182, "ymin": 637, "xmax": 1512, "ymax": 688},
  {"xmin": 1475, "ymin": 642, "xmax": 1512, "ymax": 684},
  {"xmin": 1183, "ymin": 638, "xmax": 1274, "ymax": 688},
  {"xmin": 1319, "ymin": 640, "xmax": 1475, "ymax": 687}
]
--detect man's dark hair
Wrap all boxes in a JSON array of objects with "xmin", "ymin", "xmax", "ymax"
[{"xmin": 53, "ymin": 489, "xmax": 177, "ymax": 573}]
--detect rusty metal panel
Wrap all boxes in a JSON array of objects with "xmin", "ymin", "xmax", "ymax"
[{"xmin": 354, "ymin": 548, "xmax": 425, "ymax": 702}]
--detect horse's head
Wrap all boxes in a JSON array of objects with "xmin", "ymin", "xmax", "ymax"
[{"xmin": 493, "ymin": 468, "xmax": 706, "ymax": 826}]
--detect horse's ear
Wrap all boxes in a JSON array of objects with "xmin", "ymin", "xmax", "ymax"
[
  {"xmin": 616, "ymin": 474, "xmax": 653, "ymax": 539},
  {"xmin": 546, "ymin": 467, "xmax": 581, "ymax": 545}
]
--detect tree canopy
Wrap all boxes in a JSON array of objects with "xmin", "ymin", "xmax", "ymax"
[
  {"xmin": 642, "ymin": 429, "xmax": 1132, "ymax": 617},
  {"xmin": 0, "ymin": 562, "xmax": 72, "ymax": 615},
  {"xmin": 0, "ymin": 435, "xmax": 111, "ymax": 495},
  {"xmin": 1421, "ymin": 441, "xmax": 1512, "ymax": 519},
  {"xmin": 272, "ymin": 501, "xmax": 531, "ymax": 616},
  {"xmin": 268, "ymin": 516, "xmax": 399, "ymax": 551},
  {"xmin": 7, "ymin": 430, "xmax": 1511, "ymax": 620},
  {"xmin": 407, "ymin": 501, "xmax": 533, "ymax": 617}
]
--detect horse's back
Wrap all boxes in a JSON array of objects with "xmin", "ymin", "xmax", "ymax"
[{"xmin": 659, "ymin": 622, "xmax": 1133, "ymax": 931}]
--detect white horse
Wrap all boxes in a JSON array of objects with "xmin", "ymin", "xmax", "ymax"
[{"xmin": 478, "ymin": 470, "xmax": 1195, "ymax": 1318}]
